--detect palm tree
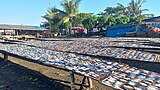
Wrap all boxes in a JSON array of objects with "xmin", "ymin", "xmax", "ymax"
[
  {"xmin": 116, "ymin": 3, "xmax": 128, "ymax": 17},
  {"xmin": 42, "ymin": 0, "xmax": 82, "ymax": 35},
  {"xmin": 42, "ymin": 7, "xmax": 67, "ymax": 32},
  {"xmin": 42, "ymin": 7, "xmax": 58, "ymax": 31},
  {"xmin": 60, "ymin": 0, "xmax": 82, "ymax": 35},
  {"xmin": 127, "ymin": 0, "xmax": 148, "ymax": 18}
]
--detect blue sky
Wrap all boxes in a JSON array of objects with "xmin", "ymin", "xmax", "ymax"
[{"xmin": 0, "ymin": 0, "xmax": 159, "ymax": 26}]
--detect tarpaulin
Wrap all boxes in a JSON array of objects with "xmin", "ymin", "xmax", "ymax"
[{"xmin": 106, "ymin": 28, "xmax": 135, "ymax": 37}]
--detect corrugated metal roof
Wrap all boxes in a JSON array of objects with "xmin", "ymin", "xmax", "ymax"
[
  {"xmin": 34, "ymin": 26, "xmax": 47, "ymax": 30},
  {"xmin": 0, "ymin": 24, "xmax": 44, "ymax": 30},
  {"xmin": 142, "ymin": 16, "xmax": 160, "ymax": 23}
]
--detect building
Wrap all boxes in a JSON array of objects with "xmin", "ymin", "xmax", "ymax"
[
  {"xmin": 142, "ymin": 16, "xmax": 160, "ymax": 23},
  {"xmin": 141, "ymin": 16, "xmax": 160, "ymax": 37},
  {"xmin": 0, "ymin": 24, "xmax": 48, "ymax": 39}
]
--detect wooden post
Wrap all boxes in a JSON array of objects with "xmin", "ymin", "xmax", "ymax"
[
  {"xmin": 72, "ymin": 73, "xmax": 75, "ymax": 84},
  {"xmin": 79, "ymin": 76, "xmax": 86, "ymax": 90},
  {"xmin": 119, "ymin": 59, "xmax": 121, "ymax": 64},
  {"xmin": 70, "ymin": 71, "xmax": 74, "ymax": 90},
  {"xmin": 4, "ymin": 29, "xmax": 6, "ymax": 35},
  {"xmin": 4, "ymin": 52, "xmax": 8, "ymax": 60},
  {"xmin": 87, "ymin": 77, "xmax": 93, "ymax": 89}
]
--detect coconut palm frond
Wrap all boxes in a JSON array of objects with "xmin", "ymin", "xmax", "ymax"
[
  {"xmin": 61, "ymin": 0, "xmax": 70, "ymax": 14},
  {"xmin": 127, "ymin": 0, "xmax": 148, "ymax": 17}
]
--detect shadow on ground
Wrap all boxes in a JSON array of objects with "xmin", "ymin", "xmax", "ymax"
[{"xmin": 0, "ymin": 58, "xmax": 70, "ymax": 90}]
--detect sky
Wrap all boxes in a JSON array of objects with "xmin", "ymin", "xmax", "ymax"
[{"xmin": 0, "ymin": 0, "xmax": 159, "ymax": 26}]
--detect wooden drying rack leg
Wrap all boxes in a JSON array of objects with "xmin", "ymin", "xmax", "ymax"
[
  {"xmin": 70, "ymin": 71, "xmax": 93, "ymax": 90},
  {"xmin": 79, "ymin": 76, "xmax": 93, "ymax": 90},
  {"xmin": 4, "ymin": 52, "xmax": 9, "ymax": 60},
  {"xmin": 70, "ymin": 71, "xmax": 74, "ymax": 90},
  {"xmin": 87, "ymin": 77, "xmax": 93, "ymax": 89}
]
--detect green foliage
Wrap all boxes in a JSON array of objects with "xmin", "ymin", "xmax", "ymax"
[
  {"xmin": 42, "ymin": 7, "xmax": 67, "ymax": 32},
  {"xmin": 82, "ymin": 15, "xmax": 98, "ymax": 29},
  {"xmin": 71, "ymin": 13, "xmax": 93, "ymax": 28},
  {"xmin": 103, "ymin": 3, "xmax": 126, "ymax": 17},
  {"xmin": 42, "ymin": 0, "xmax": 82, "ymax": 34},
  {"xmin": 107, "ymin": 17, "xmax": 116, "ymax": 26},
  {"xmin": 97, "ymin": 14, "xmax": 110, "ymax": 27},
  {"xmin": 62, "ymin": 22, "xmax": 70, "ymax": 29},
  {"xmin": 116, "ymin": 16, "xmax": 130, "ymax": 24},
  {"xmin": 40, "ymin": 22, "xmax": 49, "ymax": 29},
  {"xmin": 42, "ymin": 0, "xmax": 154, "ymax": 32},
  {"xmin": 60, "ymin": 0, "xmax": 82, "ymax": 34},
  {"xmin": 127, "ymin": 0, "xmax": 148, "ymax": 17}
]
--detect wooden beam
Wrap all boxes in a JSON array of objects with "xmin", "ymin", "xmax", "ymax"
[{"xmin": 87, "ymin": 77, "xmax": 93, "ymax": 89}]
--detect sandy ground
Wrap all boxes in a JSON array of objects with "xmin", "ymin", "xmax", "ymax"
[{"xmin": 0, "ymin": 54, "xmax": 114, "ymax": 90}]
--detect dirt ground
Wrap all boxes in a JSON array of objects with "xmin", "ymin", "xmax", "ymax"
[{"xmin": 0, "ymin": 54, "xmax": 114, "ymax": 90}]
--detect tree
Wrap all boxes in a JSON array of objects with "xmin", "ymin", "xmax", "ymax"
[
  {"xmin": 101, "ymin": 0, "xmax": 151, "ymax": 26},
  {"xmin": 60, "ymin": 0, "xmax": 82, "ymax": 35},
  {"xmin": 127, "ymin": 0, "xmax": 148, "ymax": 18},
  {"xmin": 42, "ymin": 0, "xmax": 82, "ymax": 36},
  {"xmin": 116, "ymin": 16, "xmax": 130, "ymax": 24},
  {"xmin": 42, "ymin": 7, "xmax": 58, "ymax": 31},
  {"xmin": 42, "ymin": 7, "xmax": 67, "ymax": 32},
  {"xmin": 115, "ymin": 3, "xmax": 128, "ymax": 17},
  {"xmin": 97, "ymin": 14, "xmax": 110, "ymax": 27},
  {"xmin": 82, "ymin": 15, "xmax": 97, "ymax": 30},
  {"xmin": 40, "ymin": 22, "xmax": 49, "ymax": 29},
  {"xmin": 106, "ymin": 17, "xmax": 116, "ymax": 26},
  {"xmin": 104, "ymin": 7, "xmax": 116, "ymax": 16},
  {"xmin": 72, "ymin": 13, "xmax": 93, "ymax": 28},
  {"xmin": 103, "ymin": 3, "xmax": 127, "ymax": 17}
]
